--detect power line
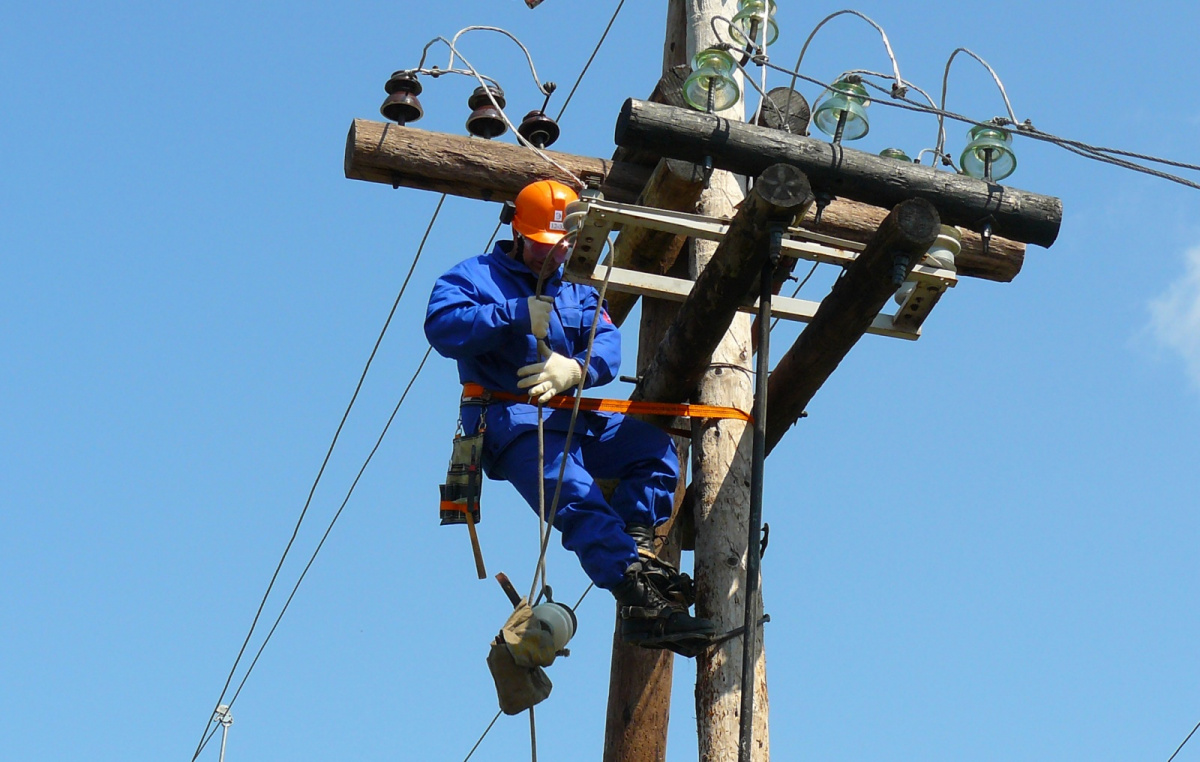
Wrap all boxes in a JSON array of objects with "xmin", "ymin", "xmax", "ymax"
[
  {"xmin": 190, "ymin": 195, "xmax": 445, "ymax": 761},
  {"xmin": 756, "ymin": 60, "xmax": 1200, "ymax": 192},
  {"xmin": 220, "ymin": 348, "xmax": 433, "ymax": 712},
  {"xmin": 1167, "ymin": 717, "xmax": 1200, "ymax": 762},
  {"xmin": 194, "ymin": 5, "xmax": 628, "ymax": 749},
  {"xmin": 463, "ymin": 709, "xmax": 504, "ymax": 762},
  {"xmin": 555, "ymin": 0, "xmax": 627, "ymax": 121}
]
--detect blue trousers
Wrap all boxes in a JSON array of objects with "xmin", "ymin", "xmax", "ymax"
[{"xmin": 489, "ymin": 412, "xmax": 678, "ymax": 589}]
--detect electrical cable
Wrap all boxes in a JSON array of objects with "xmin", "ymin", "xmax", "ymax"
[
  {"xmin": 844, "ymin": 68, "xmax": 945, "ymax": 161},
  {"xmin": 415, "ymin": 27, "xmax": 549, "ymax": 96},
  {"xmin": 192, "ymin": 348, "xmax": 434, "ymax": 762},
  {"xmin": 1166, "ymin": 717, "xmax": 1200, "ymax": 762},
  {"xmin": 407, "ymin": 32, "xmax": 585, "ymax": 187},
  {"xmin": 762, "ymin": 60, "xmax": 1200, "ymax": 191},
  {"xmin": 936, "ymin": 47, "xmax": 1018, "ymax": 160},
  {"xmin": 190, "ymin": 195, "xmax": 446, "ymax": 761},
  {"xmin": 196, "ymin": 13, "xmax": 613, "ymax": 748},
  {"xmin": 784, "ymin": 8, "xmax": 905, "ymax": 123},
  {"xmin": 769, "ymin": 260, "xmax": 821, "ymax": 333},
  {"xmin": 222, "ymin": 348, "xmax": 433, "ymax": 711},
  {"xmin": 195, "ymin": 723, "xmax": 221, "ymax": 760},
  {"xmin": 462, "ymin": 709, "xmax": 504, "ymax": 762},
  {"xmin": 572, "ymin": 582, "xmax": 595, "ymax": 611},
  {"xmin": 555, "ymin": 0, "xmax": 627, "ymax": 122}
]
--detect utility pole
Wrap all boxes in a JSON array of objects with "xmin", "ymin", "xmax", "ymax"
[
  {"xmin": 601, "ymin": 6, "xmax": 689, "ymax": 761},
  {"xmin": 678, "ymin": 3, "xmax": 769, "ymax": 761},
  {"xmin": 342, "ymin": 6, "xmax": 1061, "ymax": 758}
]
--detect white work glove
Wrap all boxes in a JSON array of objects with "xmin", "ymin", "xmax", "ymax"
[
  {"xmin": 517, "ymin": 348, "xmax": 583, "ymax": 404},
  {"xmin": 527, "ymin": 296, "xmax": 553, "ymax": 339}
]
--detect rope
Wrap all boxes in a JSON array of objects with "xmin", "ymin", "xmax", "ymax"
[
  {"xmin": 529, "ymin": 706, "xmax": 539, "ymax": 762},
  {"xmin": 527, "ymin": 253, "xmax": 617, "ymax": 602}
]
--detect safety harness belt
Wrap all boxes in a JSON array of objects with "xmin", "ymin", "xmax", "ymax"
[{"xmin": 461, "ymin": 383, "xmax": 753, "ymax": 423}]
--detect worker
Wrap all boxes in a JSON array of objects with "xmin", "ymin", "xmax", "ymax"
[{"xmin": 425, "ymin": 179, "xmax": 714, "ymax": 655}]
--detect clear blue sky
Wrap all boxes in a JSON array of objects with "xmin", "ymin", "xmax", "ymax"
[{"xmin": 3, "ymin": 1, "xmax": 1199, "ymax": 760}]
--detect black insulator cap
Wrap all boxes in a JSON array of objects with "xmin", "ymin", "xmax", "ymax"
[
  {"xmin": 381, "ymin": 91, "xmax": 423, "ymax": 124},
  {"xmin": 384, "ymin": 71, "xmax": 423, "ymax": 96},
  {"xmin": 467, "ymin": 84, "xmax": 506, "ymax": 110},
  {"xmin": 517, "ymin": 110, "xmax": 560, "ymax": 149},
  {"xmin": 465, "ymin": 85, "xmax": 507, "ymax": 139},
  {"xmin": 380, "ymin": 72, "xmax": 424, "ymax": 124},
  {"xmin": 466, "ymin": 106, "xmax": 507, "ymax": 139}
]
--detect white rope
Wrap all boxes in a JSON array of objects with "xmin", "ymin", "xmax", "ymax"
[{"xmin": 526, "ymin": 238, "xmax": 617, "ymax": 602}]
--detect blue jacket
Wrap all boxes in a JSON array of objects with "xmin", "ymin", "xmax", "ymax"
[{"xmin": 425, "ymin": 241, "xmax": 621, "ymax": 455}]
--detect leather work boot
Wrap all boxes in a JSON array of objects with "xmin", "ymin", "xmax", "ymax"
[
  {"xmin": 624, "ymin": 523, "xmax": 695, "ymax": 607},
  {"xmin": 611, "ymin": 561, "xmax": 715, "ymax": 657}
]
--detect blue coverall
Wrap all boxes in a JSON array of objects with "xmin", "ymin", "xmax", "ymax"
[{"xmin": 424, "ymin": 241, "xmax": 678, "ymax": 589}]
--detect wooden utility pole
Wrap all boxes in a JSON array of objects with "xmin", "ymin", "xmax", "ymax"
[
  {"xmin": 343, "ymin": 6, "xmax": 1062, "ymax": 757},
  {"xmin": 601, "ymin": 7, "xmax": 690, "ymax": 761},
  {"xmin": 675, "ymin": 3, "xmax": 771, "ymax": 761}
]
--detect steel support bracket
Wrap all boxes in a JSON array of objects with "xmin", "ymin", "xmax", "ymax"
[{"xmin": 563, "ymin": 197, "xmax": 958, "ymax": 340}]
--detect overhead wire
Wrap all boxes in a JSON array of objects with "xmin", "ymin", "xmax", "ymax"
[
  {"xmin": 555, "ymin": 0, "xmax": 627, "ymax": 122},
  {"xmin": 936, "ymin": 47, "xmax": 1018, "ymax": 160},
  {"xmin": 1166, "ymin": 717, "xmax": 1200, "ymax": 762},
  {"xmin": 462, "ymin": 709, "xmax": 504, "ymax": 762},
  {"xmin": 194, "ymin": 11, "xmax": 628, "ymax": 756},
  {"xmin": 785, "ymin": 9, "xmax": 905, "ymax": 111},
  {"xmin": 759, "ymin": 60, "xmax": 1200, "ymax": 192},
  {"xmin": 190, "ymin": 195, "xmax": 446, "ymax": 761},
  {"xmin": 220, "ymin": 348, "xmax": 433, "ymax": 711},
  {"xmin": 769, "ymin": 260, "xmax": 821, "ymax": 334}
]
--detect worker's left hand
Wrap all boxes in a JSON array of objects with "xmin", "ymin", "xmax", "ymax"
[{"xmin": 517, "ymin": 349, "xmax": 583, "ymax": 404}]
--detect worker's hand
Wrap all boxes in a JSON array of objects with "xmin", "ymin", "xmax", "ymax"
[
  {"xmin": 517, "ymin": 349, "xmax": 583, "ymax": 404},
  {"xmin": 527, "ymin": 296, "xmax": 553, "ymax": 339}
]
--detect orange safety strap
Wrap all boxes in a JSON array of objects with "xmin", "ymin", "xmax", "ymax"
[{"xmin": 461, "ymin": 383, "xmax": 753, "ymax": 423}]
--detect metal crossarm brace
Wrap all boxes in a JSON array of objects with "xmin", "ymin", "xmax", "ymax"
[{"xmin": 564, "ymin": 198, "xmax": 957, "ymax": 340}]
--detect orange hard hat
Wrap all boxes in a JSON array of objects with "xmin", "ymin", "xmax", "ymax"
[{"xmin": 512, "ymin": 180, "xmax": 579, "ymax": 244}]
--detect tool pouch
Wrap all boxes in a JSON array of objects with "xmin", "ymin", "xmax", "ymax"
[
  {"xmin": 439, "ymin": 431, "xmax": 483, "ymax": 526},
  {"xmin": 486, "ymin": 598, "xmax": 554, "ymax": 715}
]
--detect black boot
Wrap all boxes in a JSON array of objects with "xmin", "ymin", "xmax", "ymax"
[
  {"xmin": 611, "ymin": 561, "xmax": 715, "ymax": 657},
  {"xmin": 625, "ymin": 523, "xmax": 696, "ymax": 607}
]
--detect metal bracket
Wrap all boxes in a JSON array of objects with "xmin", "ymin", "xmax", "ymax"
[{"xmin": 563, "ymin": 198, "xmax": 957, "ymax": 339}]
